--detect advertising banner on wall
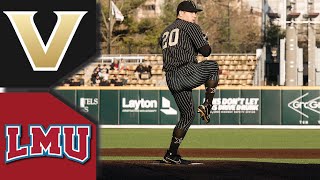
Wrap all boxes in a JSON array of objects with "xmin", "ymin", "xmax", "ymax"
[
  {"xmin": 54, "ymin": 88, "xmax": 320, "ymax": 125},
  {"xmin": 283, "ymin": 90, "xmax": 320, "ymax": 125}
]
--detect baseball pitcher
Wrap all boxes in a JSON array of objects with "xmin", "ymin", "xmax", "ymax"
[{"xmin": 159, "ymin": 0, "xmax": 219, "ymax": 164}]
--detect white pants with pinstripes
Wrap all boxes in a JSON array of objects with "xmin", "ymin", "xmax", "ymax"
[{"xmin": 165, "ymin": 60, "xmax": 219, "ymax": 131}]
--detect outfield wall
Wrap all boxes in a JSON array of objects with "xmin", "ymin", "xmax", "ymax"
[{"xmin": 54, "ymin": 86, "xmax": 320, "ymax": 125}]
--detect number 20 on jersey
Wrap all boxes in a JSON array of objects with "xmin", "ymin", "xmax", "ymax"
[{"xmin": 162, "ymin": 28, "xmax": 180, "ymax": 49}]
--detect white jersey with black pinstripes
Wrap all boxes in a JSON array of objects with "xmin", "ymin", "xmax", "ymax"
[{"xmin": 159, "ymin": 18, "xmax": 208, "ymax": 72}]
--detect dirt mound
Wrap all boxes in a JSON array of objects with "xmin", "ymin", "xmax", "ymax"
[{"xmin": 98, "ymin": 160, "xmax": 320, "ymax": 180}]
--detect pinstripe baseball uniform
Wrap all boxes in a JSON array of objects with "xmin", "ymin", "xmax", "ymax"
[
  {"xmin": 160, "ymin": 0, "xmax": 219, "ymax": 164},
  {"xmin": 160, "ymin": 18, "xmax": 219, "ymax": 131}
]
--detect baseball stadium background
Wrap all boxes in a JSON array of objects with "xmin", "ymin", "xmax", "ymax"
[{"xmin": 53, "ymin": 0, "xmax": 320, "ymax": 179}]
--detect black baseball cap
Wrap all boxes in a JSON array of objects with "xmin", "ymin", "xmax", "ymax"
[{"xmin": 177, "ymin": 1, "xmax": 202, "ymax": 15}]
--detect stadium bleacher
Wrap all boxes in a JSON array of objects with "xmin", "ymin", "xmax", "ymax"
[{"xmin": 65, "ymin": 54, "xmax": 257, "ymax": 87}]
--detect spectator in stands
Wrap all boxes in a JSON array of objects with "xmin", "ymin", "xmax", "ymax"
[
  {"xmin": 135, "ymin": 63, "xmax": 144, "ymax": 73},
  {"xmin": 93, "ymin": 64, "xmax": 102, "ymax": 73},
  {"xmin": 110, "ymin": 59, "xmax": 119, "ymax": 70},
  {"xmin": 91, "ymin": 68, "xmax": 100, "ymax": 85},
  {"xmin": 114, "ymin": 76, "xmax": 124, "ymax": 86},
  {"xmin": 123, "ymin": 78, "xmax": 128, "ymax": 85},
  {"xmin": 109, "ymin": 75, "xmax": 117, "ymax": 85},
  {"xmin": 143, "ymin": 61, "xmax": 152, "ymax": 79},
  {"xmin": 100, "ymin": 69, "xmax": 109, "ymax": 81},
  {"xmin": 134, "ymin": 63, "xmax": 145, "ymax": 79},
  {"xmin": 119, "ymin": 60, "xmax": 128, "ymax": 71},
  {"xmin": 119, "ymin": 75, "xmax": 128, "ymax": 85},
  {"xmin": 134, "ymin": 62, "xmax": 152, "ymax": 79},
  {"xmin": 102, "ymin": 64, "xmax": 109, "ymax": 72},
  {"xmin": 99, "ymin": 79, "xmax": 110, "ymax": 86},
  {"xmin": 92, "ymin": 74, "xmax": 102, "ymax": 86}
]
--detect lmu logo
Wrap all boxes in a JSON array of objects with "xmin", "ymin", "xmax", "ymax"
[{"xmin": 5, "ymin": 125, "xmax": 91, "ymax": 164}]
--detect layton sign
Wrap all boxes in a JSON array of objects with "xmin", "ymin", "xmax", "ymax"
[{"xmin": 122, "ymin": 97, "xmax": 177, "ymax": 115}]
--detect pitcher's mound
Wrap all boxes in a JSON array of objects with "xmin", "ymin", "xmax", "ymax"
[{"xmin": 151, "ymin": 160, "xmax": 204, "ymax": 165}]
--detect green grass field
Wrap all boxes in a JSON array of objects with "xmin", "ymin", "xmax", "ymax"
[
  {"xmin": 99, "ymin": 156, "xmax": 320, "ymax": 164},
  {"xmin": 99, "ymin": 128, "xmax": 320, "ymax": 164},
  {"xmin": 99, "ymin": 128, "xmax": 320, "ymax": 149}
]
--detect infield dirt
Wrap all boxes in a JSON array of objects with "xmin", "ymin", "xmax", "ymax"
[
  {"xmin": 98, "ymin": 148, "xmax": 320, "ymax": 179},
  {"xmin": 100, "ymin": 148, "xmax": 320, "ymax": 159},
  {"xmin": 98, "ymin": 160, "xmax": 320, "ymax": 179}
]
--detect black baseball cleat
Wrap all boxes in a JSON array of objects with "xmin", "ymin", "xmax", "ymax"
[
  {"xmin": 163, "ymin": 150, "xmax": 191, "ymax": 165},
  {"xmin": 197, "ymin": 104, "xmax": 211, "ymax": 124}
]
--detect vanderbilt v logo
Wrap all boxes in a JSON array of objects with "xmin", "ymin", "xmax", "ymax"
[{"xmin": 4, "ymin": 11, "xmax": 87, "ymax": 71}]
